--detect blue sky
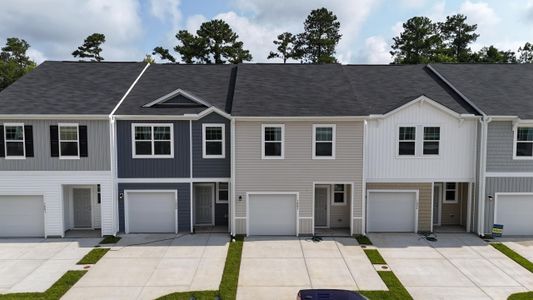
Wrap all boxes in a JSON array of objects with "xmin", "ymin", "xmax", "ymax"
[{"xmin": 0, "ymin": 0, "xmax": 532, "ymax": 64}]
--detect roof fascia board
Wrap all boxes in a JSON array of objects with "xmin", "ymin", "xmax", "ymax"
[
  {"xmin": 0, "ymin": 114, "xmax": 109, "ymax": 120},
  {"xmin": 114, "ymin": 107, "xmax": 231, "ymax": 121},
  {"xmin": 196, "ymin": 106, "xmax": 231, "ymax": 119},
  {"xmin": 373, "ymin": 95, "xmax": 472, "ymax": 120},
  {"xmin": 142, "ymin": 88, "xmax": 212, "ymax": 108},
  {"xmin": 110, "ymin": 62, "xmax": 150, "ymax": 116},
  {"xmin": 234, "ymin": 116, "xmax": 367, "ymax": 121},
  {"xmin": 426, "ymin": 64, "xmax": 487, "ymax": 117}
]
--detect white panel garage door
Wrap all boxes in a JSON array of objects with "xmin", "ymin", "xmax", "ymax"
[
  {"xmin": 126, "ymin": 191, "xmax": 177, "ymax": 233},
  {"xmin": 495, "ymin": 194, "xmax": 533, "ymax": 236},
  {"xmin": 367, "ymin": 191, "xmax": 417, "ymax": 232},
  {"xmin": 0, "ymin": 196, "xmax": 45, "ymax": 237},
  {"xmin": 248, "ymin": 194, "xmax": 297, "ymax": 236}
]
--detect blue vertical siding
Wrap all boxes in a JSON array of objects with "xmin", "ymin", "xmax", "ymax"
[{"xmin": 192, "ymin": 113, "xmax": 231, "ymax": 178}]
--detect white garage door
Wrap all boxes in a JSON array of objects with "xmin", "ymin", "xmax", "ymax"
[
  {"xmin": 248, "ymin": 194, "xmax": 297, "ymax": 236},
  {"xmin": 367, "ymin": 191, "xmax": 417, "ymax": 232},
  {"xmin": 126, "ymin": 191, "xmax": 177, "ymax": 233},
  {"xmin": 495, "ymin": 194, "xmax": 533, "ymax": 236},
  {"xmin": 0, "ymin": 196, "xmax": 45, "ymax": 237}
]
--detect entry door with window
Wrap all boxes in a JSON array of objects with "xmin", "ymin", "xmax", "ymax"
[
  {"xmin": 315, "ymin": 186, "xmax": 329, "ymax": 227},
  {"xmin": 73, "ymin": 188, "xmax": 92, "ymax": 228},
  {"xmin": 195, "ymin": 184, "xmax": 214, "ymax": 225}
]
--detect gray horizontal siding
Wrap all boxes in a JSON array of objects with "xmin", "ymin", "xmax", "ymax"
[
  {"xmin": 484, "ymin": 177, "xmax": 533, "ymax": 233},
  {"xmin": 118, "ymin": 183, "xmax": 191, "ymax": 233},
  {"xmin": 0, "ymin": 119, "xmax": 110, "ymax": 170},
  {"xmin": 117, "ymin": 120, "xmax": 190, "ymax": 178},
  {"xmin": 486, "ymin": 121, "xmax": 533, "ymax": 172},
  {"xmin": 192, "ymin": 113, "xmax": 231, "ymax": 178}
]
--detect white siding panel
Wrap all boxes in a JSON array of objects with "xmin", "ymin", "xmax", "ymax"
[
  {"xmin": 366, "ymin": 101, "xmax": 477, "ymax": 181},
  {"xmin": 0, "ymin": 171, "xmax": 114, "ymax": 237}
]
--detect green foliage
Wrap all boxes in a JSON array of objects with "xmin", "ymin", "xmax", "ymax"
[
  {"xmin": 0, "ymin": 37, "xmax": 36, "ymax": 91},
  {"xmin": 518, "ymin": 42, "xmax": 533, "ymax": 63},
  {"xmin": 142, "ymin": 54, "xmax": 155, "ymax": 64},
  {"xmin": 77, "ymin": 248, "xmax": 110, "ymax": 265},
  {"xmin": 355, "ymin": 235, "xmax": 373, "ymax": 245},
  {"xmin": 439, "ymin": 14, "xmax": 479, "ymax": 62},
  {"xmin": 491, "ymin": 243, "xmax": 533, "ymax": 272},
  {"xmin": 509, "ymin": 291, "xmax": 533, "ymax": 300},
  {"xmin": 361, "ymin": 271, "xmax": 413, "ymax": 300},
  {"xmin": 391, "ymin": 16, "xmax": 444, "ymax": 64},
  {"xmin": 99, "ymin": 235, "xmax": 121, "ymax": 244},
  {"xmin": 299, "ymin": 7, "xmax": 342, "ymax": 63},
  {"xmin": 72, "ymin": 33, "xmax": 106, "ymax": 62},
  {"xmin": 267, "ymin": 32, "xmax": 302, "ymax": 63},
  {"xmin": 0, "ymin": 270, "xmax": 86, "ymax": 300},
  {"xmin": 473, "ymin": 45, "xmax": 517, "ymax": 63},
  {"xmin": 364, "ymin": 249, "xmax": 387, "ymax": 264},
  {"xmin": 152, "ymin": 46, "xmax": 176, "ymax": 63}
]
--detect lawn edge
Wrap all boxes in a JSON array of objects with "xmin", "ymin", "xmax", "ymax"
[
  {"xmin": 490, "ymin": 242, "xmax": 533, "ymax": 300},
  {"xmin": 0, "ymin": 270, "xmax": 87, "ymax": 300},
  {"xmin": 76, "ymin": 247, "xmax": 110, "ymax": 265}
]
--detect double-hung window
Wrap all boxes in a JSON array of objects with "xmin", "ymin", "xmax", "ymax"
[
  {"xmin": 4, "ymin": 123, "xmax": 25, "ymax": 158},
  {"xmin": 59, "ymin": 123, "xmax": 79, "ymax": 159},
  {"xmin": 203, "ymin": 124, "xmax": 225, "ymax": 158},
  {"xmin": 444, "ymin": 182, "xmax": 457, "ymax": 203},
  {"xmin": 262, "ymin": 124, "xmax": 284, "ymax": 159},
  {"xmin": 423, "ymin": 127, "xmax": 440, "ymax": 155},
  {"xmin": 132, "ymin": 124, "xmax": 173, "ymax": 158},
  {"xmin": 515, "ymin": 127, "xmax": 533, "ymax": 159},
  {"xmin": 398, "ymin": 126, "xmax": 416, "ymax": 156},
  {"xmin": 313, "ymin": 124, "xmax": 335, "ymax": 159},
  {"xmin": 217, "ymin": 182, "xmax": 229, "ymax": 203},
  {"xmin": 333, "ymin": 184, "xmax": 346, "ymax": 205}
]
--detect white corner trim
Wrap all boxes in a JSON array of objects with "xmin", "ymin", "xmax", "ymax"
[
  {"xmin": 261, "ymin": 124, "xmax": 285, "ymax": 159},
  {"xmin": 312, "ymin": 124, "xmax": 336, "ymax": 159},
  {"xmin": 110, "ymin": 63, "xmax": 150, "ymax": 116},
  {"xmin": 202, "ymin": 123, "xmax": 226, "ymax": 159}
]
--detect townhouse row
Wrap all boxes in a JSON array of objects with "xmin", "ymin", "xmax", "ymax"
[{"xmin": 0, "ymin": 62, "xmax": 531, "ymax": 238}]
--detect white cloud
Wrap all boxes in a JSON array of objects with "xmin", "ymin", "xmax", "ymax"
[
  {"xmin": 400, "ymin": 0, "xmax": 426, "ymax": 8},
  {"xmin": 186, "ymin": 14, "xmax": 208, "ymax": 32},
  {"xmin": 391, "ymin": 22, "xmax": 404, "ymax": 37},
  {"xmin": 360, "ymin": 36, "xmax": 391, "ymax": 64},
  {"xmin": 27, "ymin": 48, "xmax": 47, "ymax": 64},
  {"xmin": 0, "ymin": 0, "xmax": 144, "ymax": 61},
  {"xmin": 459, "ymin": 1, "xmax": 500, "ymax": 26},
  {"xmin": 149, "ymin": 0, "xmax": 182, "ymax": 28}
]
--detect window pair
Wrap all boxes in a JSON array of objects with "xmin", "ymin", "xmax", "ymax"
[
  {"xmin": 398, "ymin": 126, "xmax": 440, "ymax": 156},
  {"xmin": 262, "ymin": 124, "xmax": 335, "ymax": 159}
]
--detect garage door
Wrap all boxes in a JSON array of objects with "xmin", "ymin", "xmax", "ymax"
[
  {"xmin": 0, "ymin": 196, "xmax": 45, "ymax": 237},
  {"xmin": 126, "ymin": 191, "xmax": 177, "ymax": 233},
  {"xmin": 367, "ymin": 191, "xmax": 417, "ymax": 232},
  {"xmin": 248, "ymin": 194, "xmax": 297, "ymax": 236},
  {"xmin": 495, "ymin": 194, "xmax": 533, "ymax": 236}
]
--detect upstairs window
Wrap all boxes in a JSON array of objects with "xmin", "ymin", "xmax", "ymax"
[
  {"xmin": 59, "ymin": 124, "xmax": 79, "ymax": 159},
  {"xmin": 203, "ymin": 124, "xmax": 225, "ymax": 158},
  {"xmin": 313, "ymin": 125, "xmax": 335, "ymax": 159},
  {"xmin": 262, "ymin": 124, "xmax": 284, "ymax": 159},
  {"xmin": 515, "ymin": 127, "xmax": 533, "ymax": 158},
  {"xmin": 398, "ymin": 126, "xmax": 416, "ymax": 156},
  {"xmin": 132, "ymin": 124, "xmax": 173, "ymax": 158},
  {"xmin": 423, "ymin": 127, "xmax": 440, "ymax": 155},
  {"xmin": 4, "ymin": 124, "xmax": 25, "ymax": 158}
]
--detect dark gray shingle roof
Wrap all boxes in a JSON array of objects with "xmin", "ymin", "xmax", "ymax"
[
  {"xmin": 343, "ymin": 64, "xmax": 478, "ymax": 115},
  {"xmin": 0, "ymin": 61, "xmax": 147, "ymax": 115},
  {"xmin": 431, "ymin": 64, "xmax": 533, "ymax": 119},
  {"xmin": 115, "ymin": 64, "xmax": 234, "ymax": 115}
]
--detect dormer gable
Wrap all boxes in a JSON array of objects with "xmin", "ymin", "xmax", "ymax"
[{"xmin": 142, "ymin": 89, "xmax": 210, "ymax": 109}]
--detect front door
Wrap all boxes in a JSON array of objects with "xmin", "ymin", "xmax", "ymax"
[
  {"xmin": 73, "ymin": 188, "xmax": 92, "ymax": 228},
  {"xmin": 315, "ymin": 186, "xmax": 329, "ymax": 227},
  {"xmin": 195, "ymin": 184, "xmax": 214, "ymax": 225},
  {"xmin": 433, "ymin": 184, "xmax": 442, "ymax": 226}
]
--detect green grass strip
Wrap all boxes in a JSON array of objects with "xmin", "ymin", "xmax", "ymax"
[
  {"xmin": 355, "ymin": 235, "xmax": 373, "ymax": 245},
  {"xmin": 491, "ymin": 243, "xmax": 533, "ymax": 272},
  {"xmin": 361, "ymin": 271, "xmax": 413, "ymax": 300},
  {"xmin": 77, "ymin": 248, "xmax": 110, "ymax": 265},
  {"xmin": 0, "ymin": 270, "xmax": 86, "ymax": 300},
  {"xmin": 157, "ymin": 235, "xmax": 244, "ymax": 300},
  {"xmin": 364, "ymin": 249, "xmax": 387, "ymax": 265},
  {"xmin": 99, "ymin": 235, "xmax": 121, "ymax": 244},
  {"xmin": 508, "ymin": 291, "xmax": 533, "ymax": 300}
]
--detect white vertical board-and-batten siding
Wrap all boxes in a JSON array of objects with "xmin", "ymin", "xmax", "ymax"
[
  {"xmin": 366, "ymin": 101, "xmax": 478, "ymax": 182},
  {"xmin": 233, "ymin": 121, "xmax": 364, "ymax": 235},
  {"xmin": 0, "ymin": 171, "xmax": 114, "ymax": 237}
]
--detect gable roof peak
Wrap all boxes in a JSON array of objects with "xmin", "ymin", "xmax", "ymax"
[{"xmin": 142, "ymin": 88, "xmax": 211, "ymax": 108}]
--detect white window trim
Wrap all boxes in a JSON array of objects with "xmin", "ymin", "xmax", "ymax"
[
  {"xmin": 261, "ymin": 124, "xmax": 285, "ymax": 159},
  {"xmin": 397, "ymin": 125, "xmax": 416, "ymax": 157},
  {"xmin": 202, "ymin": 123, "xmax": 225, "ymax": 159},
  {"xmin": 513, "ymin": 126, "xmax": 533, "ymax": 160},
  {"xmin": 331, "ymin": 184, "xmax": 346, "ymax": 206},
  {"xmin": 131, "ymin": 123, "xmax": 174, "ymax": 159},
  {"xmin": 216, "ymin": 182, "xmax": 229, "ymax": 204},
  {"xmin": 3, "ymin": 123, "xmax": 25, "ymax": 159},
  {"xmin": 422, "ymin": 126, "xmax": 441, "ymax": 157},
  {"xmin": 312, "ymin": 124, "xmax": 336, "ymax": 159},
  {"xmin": 58, "ymin": 123, "xmax": 80, "ymax": 160},
  {"xmin": 443, "ymin": 182, "xmax": 458, "ymax": 204}
]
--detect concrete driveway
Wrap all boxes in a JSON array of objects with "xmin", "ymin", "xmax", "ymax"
[
  {"xmin": 497, "ymin": 237, "xmax": 533, "ymax": 262},
  {"xmin": 0, "ymin": 238, "xmax": 99, "ymax": 294},
  {"xmin": 63, "ymin": 233, "xmax": 229, "ymax": 300},
  {"xmin": 369, "ymin": 233, "xmax": 533, "ymax": 300},
  {"xmin": 237, "ymin": 236, "xmax": 387, "ymax": 300}
]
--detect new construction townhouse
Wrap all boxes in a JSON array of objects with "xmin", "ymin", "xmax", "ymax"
[{"xmin": 0, "ymin": 61, "xmax": 531, "ymax": 238}]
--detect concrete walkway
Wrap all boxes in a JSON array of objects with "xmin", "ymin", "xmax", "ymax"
[
  {"xmin": 237, "ymin": 236, "xmax": 387, "ymax": 300},
  {"xmin": 63, "ymin": 233, "xmax": 229, "ymax": 300},
  {"xmin": 0, "ymin": 238, "xmax": 99, "ymax": 294},
  {"xmin": 497, "ymin": 237, "xmax": 533, "ymax": 262},
  {"xmin": 370, "ymin": 233, "xmax": 533, "ymax": 300}
]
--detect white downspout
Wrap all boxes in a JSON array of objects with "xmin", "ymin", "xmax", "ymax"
[
  {"xmin": 477, "ymin": 116, "xmax": 491, "ymax": 235},
  {"xmin": 230, "ymin": 118, "xmax": 236, "ymax": 236}
]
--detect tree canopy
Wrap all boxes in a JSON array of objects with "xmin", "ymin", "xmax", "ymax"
[
  {"xmin": 0, "ymin": 37, "xmax": 36, "ymax": 91},
  {"xmin": 518, "ymin": 42, "xmax": 533, "ymax": 63},
  {"xmin": 267, "ymin": 32, "xmax": 302, "ymax": 63},
  {"xmin": 72, "ymin": 33, "xmax": 106, "ymax": 62},
  {"xmin": 391, "ymin": 16, "xmax": 443, "ymax": 64}
]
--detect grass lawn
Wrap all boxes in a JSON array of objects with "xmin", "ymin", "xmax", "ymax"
[
  {"xmin": 99, "ymin": 235, "xmax": 121, "ymax": 244},
  {"xmin": 77, "ymin": 248, "xmax": 110, "ymax": 265},
  {"xmin": 364, "ymin": 249, "xmax": 387, "ymax": 265},
  {"xmin": 355, "ymin": 235, "xmax": 373, "ymax": 245},
  {"xmin": 157, "ymin": 235, "xmax": 244, "ymax": 300},
  {"xmin": 361, "ymin": 271, "xmax": 412, "ymax": 300},
  {"xmin": 491, "ymin": 243, "xmax": 533, "ymax": 300},
  {"xmin": 508, "ymin": 292, "xmax": 533, "ymax": 300},
  {"xmin": 0, "ymin": 270, "xmax": 86, "ymax": 300}
]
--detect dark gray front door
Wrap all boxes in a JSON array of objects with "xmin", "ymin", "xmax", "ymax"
[
  {"xmin": 195, "ymin": 184, "xmax": 214, "ymax": 225},
  {"xmin": 315, "ymin": 186, "xmax": 328, "ymax": 227},
  {"xmin": 73, "ymin": 188, "xmax": 92, "ymax": 228}
]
